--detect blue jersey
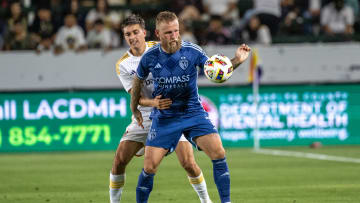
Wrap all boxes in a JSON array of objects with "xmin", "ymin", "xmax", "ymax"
[{"xmin": 137, "ymin": 41, "xmax": 209, "ymax": 118}]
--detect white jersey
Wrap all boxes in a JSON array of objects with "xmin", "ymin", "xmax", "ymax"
[{"xmin": 115, "ymin": 41, "xmax": 158, "ymax": 121}]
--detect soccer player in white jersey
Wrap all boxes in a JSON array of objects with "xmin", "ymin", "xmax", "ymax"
[
  {"xmin": 131, "ymin": 11, "xmax": 251, "ymax": 203},
  {"xmin": 109, "ymin": 14, "xmax": 212, "ymax": 203}
]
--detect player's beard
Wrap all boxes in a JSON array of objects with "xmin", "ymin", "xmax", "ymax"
[{"xmin": 164, "ymin": 36, "xmax": 181, "ymax": 53}]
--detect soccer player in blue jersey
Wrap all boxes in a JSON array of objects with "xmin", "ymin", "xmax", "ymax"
[
  {"xmin": 130, "ymin": 11, "xmax": 251, "ymax": 203},
  {"xmin": 110, "ymin": 14, "xmax": 212, "ymax": 203}
]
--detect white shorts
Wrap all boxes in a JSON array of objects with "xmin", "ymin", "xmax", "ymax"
[
  {"xmin": 120, "ymin": 119, "xmax": 188, "ymax": 156},
  {"xmin": 120, "ymin": 119, "xmax": 152, "ymax": 144}
]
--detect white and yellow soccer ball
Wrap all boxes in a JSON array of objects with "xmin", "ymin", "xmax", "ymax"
[{"xmin": 204, "ymin": 54, "xmax": 234, "ymax": 83}]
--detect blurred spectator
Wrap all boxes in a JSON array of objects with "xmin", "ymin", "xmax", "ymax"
[
  {"xmin": 170, "ymin": 0, "xmax": 205, "ymax": 22},
  {"xmin": 54, "ymin": 13, "xmax": 87, "ymax": 54},
  {"xmin": 203, "ymin": 0, "xmax": 238, "ymax": 22},
  {"xmin": 32, "ymin": 0, "xmax": 51, "ymax": 9},
  {"xmin": 303, "ymin": 0, "xmax": 321, "ymax": 35},
  {"xmin": 205, "ymin": 15, "xmax": 232, "ymax": 45},
  {"xmin": 86, "ymin": 18, "xmax": 112, "ymax": 51},
  {"xmin": 240, "ymin": 0, "xmax": 282, "ymax": 37},
  {"xmin": 3, "ymin": 19, "xmax": 36, "ymax": 50},
  {"xmin": 29, "ymin": 7, "xmax": 57, "ymax": 44},
  {"xmin": 107, "ymin": 0, "xmax": 126, "ymax": 6},
  {"xmin": 50, "ymin": 0, "xmax": 66, "ymax": 31},
  {"xmin": 321, "ymin": 0, "xmax": 355, "ymax": 36},
  {"xmin": 85, "ymin": 0, "xmax": 122, "ymax": 32},
  {"xmin": 242, "ymin": 15, "xmax": 272, "ymax": 45},
  {"xmin": 254, "ymin": 0, "xmax": 282, "ymax": 36},
  {"xmin": 179, "ymin": 20, "xmax": 197, "ymax": 43},
  {"xmin": 33, "ymin": 0, "xmax": 64, "ymax": 31},
  {"xmin": 36, "ymin": 34, "xmax": 53, "ymax": 53},
  {"xmin": 280, "ymin": 0, "xmax": 307, "ymax": 35},
  {"xmin": 6, "ymin": 1, "xmax": 27, "ymax": 33},
  {"xmin": 64, "ymin": 0, "xmax": 87, "ymax": 30}
]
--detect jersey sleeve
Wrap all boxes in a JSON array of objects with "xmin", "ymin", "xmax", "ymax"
[
  {"xmin": 193, "ymin": 43, "xmax": 209, "ymax": 67},
  {"xmin": 116, "ymin": 63, "xmax": 133, "ymax": 92},
  {"xmin": 199, "ymin": 50, "xmax": 209, "ymax": 67},
  {"xmin": 136, "ymin": 55, "xmax": 150, "ymax": 80}
]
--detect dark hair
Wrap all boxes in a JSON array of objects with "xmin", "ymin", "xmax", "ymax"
[
  {"xmin": 94, "ymin": 18, "xmax": 104, "ymax": 25},
  {"xmin": 121, "ymin": 14, "xmax": 145, "ymax": 31},
  {"xmin": 13, "ymin": 18, "xmax": 22, "ymax": 25}
]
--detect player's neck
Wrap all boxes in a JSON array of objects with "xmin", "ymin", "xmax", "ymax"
[{"xmin": 130, "ymin": 44, "xmax": 146, "ymax": 56}]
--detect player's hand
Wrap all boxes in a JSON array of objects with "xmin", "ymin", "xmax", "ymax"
[
  {"xmin": 153, "ymin": 95, "xmax": 172, "ymax": 110},
  {"xmin": 133, "ymin": 109, "xmax": 144, "ymax": 129},
  {"xmin": 235, "ymin": 44, "xmax": 251, "ymax": 64}
]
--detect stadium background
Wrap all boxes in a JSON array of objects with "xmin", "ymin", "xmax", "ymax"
[
  {"xmin": 1, "ymin": 44, "xmax": 360, "ymax": 152},
  {"xmin": 1, "ymin": 0, "xmax": 360, "ymax": 202}
]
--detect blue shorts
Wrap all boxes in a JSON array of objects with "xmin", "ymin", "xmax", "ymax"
[{"xmin": 146, "ymin": 112, "xmax": 218, "ymax": 152}]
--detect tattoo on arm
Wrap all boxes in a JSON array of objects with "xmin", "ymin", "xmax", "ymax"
[
  {"xmin": 130, "ymin": 76, "xmax": 143, "ymax": 113},
  {"xmin": 231, "ymin": 58, "xmax": 241, "ymax": 70}
]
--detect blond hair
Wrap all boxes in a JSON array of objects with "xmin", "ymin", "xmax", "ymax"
[{"xmin": 156, "ymin": 11, "xmax": 178, "ymax": 28}]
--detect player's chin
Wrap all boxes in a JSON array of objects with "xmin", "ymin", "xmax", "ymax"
[{"xmin": 168, "ymin": 42, "xmax": 180, "ymax": 53}]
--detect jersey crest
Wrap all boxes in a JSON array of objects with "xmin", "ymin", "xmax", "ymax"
[{"xmin": 179, "ymin": 56, "xmax": 189, "ymax": 70}]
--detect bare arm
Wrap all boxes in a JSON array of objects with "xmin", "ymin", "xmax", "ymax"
[
  {"xmin": 130, "ymin": 76, "xmax": 144, "ymax": 128},
  {"xmin": 139, "ymin": 97, "xmax": 154, "ymax": 107},
  {"xmin": 231, "ymin": 44, "xmax": 251, "ymax": 70},
  {"xmin": 139, "ymin": 95, "xmax": 172, "ymax": 109}
]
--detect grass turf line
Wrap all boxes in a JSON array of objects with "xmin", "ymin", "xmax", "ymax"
[{"xmin": 0, "ymin": 146, "xmax": 359, "ymax": 203}]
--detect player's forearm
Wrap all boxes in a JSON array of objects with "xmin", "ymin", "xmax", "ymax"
[
  {"xmin": 130, "ymin": 76, "xmax": 143, "ymax": 113},
  {"xmin": 231, "ymin": 57, "xmax": 242, "ymax": 70},
  {"xmin": 139, "ymin": 97, "xmax": 155, "ymax": 107}
]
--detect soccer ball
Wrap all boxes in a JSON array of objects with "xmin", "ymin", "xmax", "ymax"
[{"xmin": 204, "ymin": 54, "xmax": 233, "ymax": 83}]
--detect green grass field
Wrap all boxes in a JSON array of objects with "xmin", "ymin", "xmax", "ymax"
[{"xmin": 1, "ymin": 146, "xmax": 359, "ymax": 203}]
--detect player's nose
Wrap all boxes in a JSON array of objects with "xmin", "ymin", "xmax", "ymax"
[{"xmin": 170, "ymin": 32, "xmax": 177, "ymax": 39}]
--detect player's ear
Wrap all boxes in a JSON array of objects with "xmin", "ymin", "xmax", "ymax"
[
  {"xmin": 143, "ymin": 28, "xmax": 146, "ymax": 36},
  {"xmin": 155, "ymin": 29, "xmax": 160, "ymax": 38}
]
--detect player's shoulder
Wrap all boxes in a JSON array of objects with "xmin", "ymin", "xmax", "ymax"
[
  {"xmin": 181, "ymin": 41, "xmax": 205, "ymax": 53},
  {"xmin": 146, "ymin": 41, "xmax": 159, "ymax": 48},
  {"xmin": 115, "ymin": 52, "xmax": 130, "ymax": 75},
  {"xmin": 116, "ymin": 52, "xmax": 130, "ymax": 66},
  {"xmin": 143, "ymin": 42, "xmax": 160, "ymax": 57}
]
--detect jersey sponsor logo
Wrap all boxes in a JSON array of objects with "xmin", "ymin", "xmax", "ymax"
[
  {"xmin": 154, "ymin": 63, "xmax": 162, "ymax": 69},
  {"xmin": 179, "ymin": 56, "xmax": 188, "ymax": 70},
  {"xmin": 155, "ymin": 75, "xmax": 190, "ymax": 83},
  {"xmin": 154, "ymin": 75, "xmax": 190, "ymax": 88}
]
